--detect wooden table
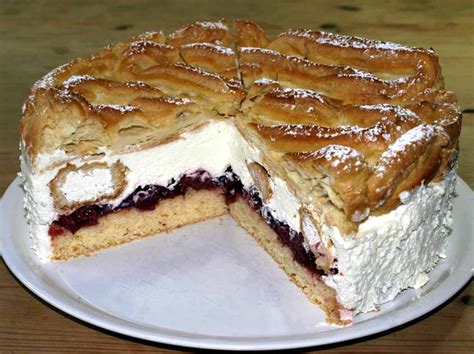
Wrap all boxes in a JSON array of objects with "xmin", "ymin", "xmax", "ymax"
[{"xmin": 0, "ymin": 0, "xmax": 472, "ymax": 352}]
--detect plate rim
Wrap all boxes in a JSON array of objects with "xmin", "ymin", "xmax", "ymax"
[{"xmin": 1, "ymin": 176, "xmax": 473, "ymax": 351}]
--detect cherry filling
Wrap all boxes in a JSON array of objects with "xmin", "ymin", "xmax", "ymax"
[
  {"xmin": 55, "ymin": 205, "xmax": 104, "ymax": 234},
  {"xmin": 242, "ymin": 189, "xmax": 324, "ymax": 276},
  {"xmin": 50, "ymin": 168, "xmax": 243, "ymax": 237},
  {"xmin": 49, "ymin": 167, "xmax": 332, "ymax": 276}
]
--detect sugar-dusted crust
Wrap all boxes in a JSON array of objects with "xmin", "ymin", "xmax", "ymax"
[
  {"xmin": 20, "ymin": 19, "xmax": 461, "ymax": 235},
  {"xmin": 229, "ymin": 196, "xmax": 351, "ymax": 325},
  {"xmin": 52, "ymin": 188, "xmax": 227, "ymax": 260}
]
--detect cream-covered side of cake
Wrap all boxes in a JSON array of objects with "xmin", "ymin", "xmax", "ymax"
[{"xmin": 322, "ymin": 171, "xmax": 456, "ymax": 313}]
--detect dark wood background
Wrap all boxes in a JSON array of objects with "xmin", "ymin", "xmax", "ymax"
[{"xmin": 0, "ymin": 0, "xmax": 472, "ymax": 352}]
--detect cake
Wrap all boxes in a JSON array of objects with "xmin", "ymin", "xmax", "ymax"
[{"xmin": 19, "ymin": 19, "xmax": 461, "ymax": 325}]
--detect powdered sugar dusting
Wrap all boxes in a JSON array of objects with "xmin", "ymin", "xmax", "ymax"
[
  {"xmin": 254, "ymin": 77, "xmax": 278, "ymax": 85},
  {"xmin": 359, "ymin": 104, "xmax": 418, "ymax": 120},
  {"xmin": 127, "ymin": 40, "xmax": 174, "ymax": 55},
  {"xmin": 158, "ymin": 96, "xmax": 193, "ymax": 105},
  {"xmin": 283, "ymin": 28, "xmax": 314, "ymax": 39},
  {"xmin": 242, "ymin": 47, "xmax": 372, "ymax": 81},
  {"xmin": 174, "ymin": 62, "xmax": 222, "ymax": 80},
  {"xmin": 173, "ymin": 63, "xmax": 241, "ymax": 91},
  {"xmin": 181, "ymin": 42, "xmax": 234, "ymax": 56},
  {"xmin": 311, "ymin": 145, "xmax": 364, "ymax": 170},
  {"xmin": 339, "ymin": 68, "xmax": 379, "ymax": 81},
  {"xmin": 261, "ymin": 115, "xmax": 409, "ymax": 144},
  {"xmin": 241, "ymin": 47, "xmax": 281, "ymax": 56},
  {"xmin": 62, "ymin": 75, "xmax": 96, "ymax": 87},
  {"xmin": 95, "ymin": 104, "xmax": 137, "ymax": 113},
  {"xmin": 284, "ymin": 29, "xmax": 415, "ymax": 53},
  {"xmin": 136, "ymin": 31, "xmax": 163, "ymax": 40},
  {"xmin": 374, "ymin": 124, "xmax": 435, "ymax": 177},
  {"xmin": 61, "ymin": 75, "xmax": 158, "ymax": 93},
  {"xmin": 272, "ymin": 87, "xmax": 326, "ymax": 103},
  {"xmin": 170, "ymin": 21, "xmax": 227, "ymax": 39},
  {"xmin": 316, "ymin": 31, "xmax": 414, "ymax": 52},
  {"xmin": 195, "ymin": 21, "xmax": 227, "ymax": 30},
  {"xmin": 241, "ymin": 47, "xmax": 334, "ymax": 70},
  {"xmin": 32, "ymin": 62, "xmax": 71, "ymax": 90}
]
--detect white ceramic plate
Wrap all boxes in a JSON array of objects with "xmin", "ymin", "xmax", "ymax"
[{"xmin": 0, "ymin": 177, "xmax": 472, "ymax": 350}]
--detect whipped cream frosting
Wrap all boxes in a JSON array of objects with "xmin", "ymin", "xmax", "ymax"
[
  {"xmin": 323, "ymin": 171, "xmax": 456, "ymax": 313},
  {"xmin": 20, "ymin": 119, "xmax": 456, "ymax": 316}
]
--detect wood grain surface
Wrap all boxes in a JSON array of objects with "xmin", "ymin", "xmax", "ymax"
[{"xmin": 0, "ymin": 0, "xmax": 472, "ymax": 352}]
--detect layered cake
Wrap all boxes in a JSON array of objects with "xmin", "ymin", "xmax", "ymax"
[{"xmin": 19, "ymin": 20, "xmax": 461, "ymax": 325}]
